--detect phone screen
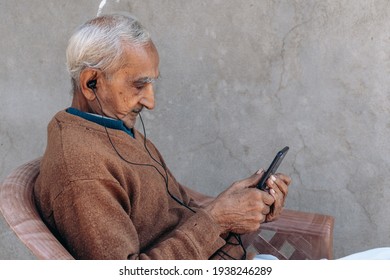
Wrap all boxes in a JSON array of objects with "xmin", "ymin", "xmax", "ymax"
[{"xmin": 256, "ymin": 146, "xmax": 289, "ymax": 190}]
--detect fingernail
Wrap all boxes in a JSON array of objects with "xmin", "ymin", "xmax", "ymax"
[
  {"xmin": 271, "ymin": 175, "xmax": 276, "ymax": 182},
  {"xmin": 270, "ymin": 189, "xmax": 276, "ymax": 194},
  {"xmin": 256, "ymin": 168, "xmax": 264, "ymax": 175}
]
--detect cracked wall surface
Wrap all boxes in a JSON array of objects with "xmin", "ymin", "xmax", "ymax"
[{"xmin": 1, "ymin": 0, "xmax": 390, "ymax": 259}]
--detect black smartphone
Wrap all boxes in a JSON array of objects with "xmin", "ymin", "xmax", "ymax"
[{"xmin": 256, "ymin": 146, "xmax": 289, "ymax": 191}]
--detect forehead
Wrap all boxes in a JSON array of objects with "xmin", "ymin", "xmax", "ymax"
[{"xmin": 118, "ymin": 42, "xmax": 159, "ymax": 76}]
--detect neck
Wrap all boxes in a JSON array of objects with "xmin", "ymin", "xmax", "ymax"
[{"xmin": 71, "ymin": 91, "xmax": 93, "ymax": 112}]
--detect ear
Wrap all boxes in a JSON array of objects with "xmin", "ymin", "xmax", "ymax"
[{"xmin": 79, "ymin": 68, "xmax": 100, "ymax": 101}]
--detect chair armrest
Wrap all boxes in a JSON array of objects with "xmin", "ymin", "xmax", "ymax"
[{"xmin": 242, "ymin": 209, "xmax": 334, "ymax": 260}]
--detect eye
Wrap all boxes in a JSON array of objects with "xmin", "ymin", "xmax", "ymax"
[
  {"xmin": 133, "ymin": 82, "xmax": 146, "ymax": 90},
  {"xmin": 131, "ymin": 77, "xmax": 156, "ymax": 91}
]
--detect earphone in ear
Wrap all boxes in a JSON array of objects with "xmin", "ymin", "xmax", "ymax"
[{"xmin": 87, "ymin": 79, "xmax": 97, "ymax": 90}]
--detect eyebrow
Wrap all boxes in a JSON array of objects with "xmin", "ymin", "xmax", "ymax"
[
  {"xmin": 135, "ymin": 77, "xmax": 155, "ymax": 84},
  {"xmin": 133, "ymin": 73, "xmax": 160, "ymax": 84}
]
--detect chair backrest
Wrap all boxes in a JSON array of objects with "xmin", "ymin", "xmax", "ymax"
[{"xmin": 0, "ymin": 158, "xmax": 74, "ymax": 260}]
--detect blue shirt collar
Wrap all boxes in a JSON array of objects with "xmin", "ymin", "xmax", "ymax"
[{"xmin": 66, "ymin": 107, "xmax": 135, "ymax": 138}]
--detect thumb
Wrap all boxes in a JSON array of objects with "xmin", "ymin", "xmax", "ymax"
[
  {"xmin": 231, "ymin": 169, "xmax": 264, "ymax": 190},
  {"xmin": 255, "ymin": 168, "xmax": 264, "ymax": 176}
]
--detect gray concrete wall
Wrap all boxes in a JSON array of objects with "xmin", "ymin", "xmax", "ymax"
[{"xmin": 1, "ymin": 0, "xmax": 390, "ymax": 259}]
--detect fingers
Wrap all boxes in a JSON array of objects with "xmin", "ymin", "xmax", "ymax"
[
  {"xmin": 267, "ymin": 175, "xmax": 286, "ymax": 206},
  {"xmin": 267, "ymin": 173, "xmax": 290, "ymax": 197},
  {"xmin": 277, "ymin": 173, "xmax": 292, "ymax": 185},
  {"xmin": 265, "ymin": 173, "xmax": 291, "ymax": 222},
  {"xmin": 261, "ymin": 189, "xmax": 275, "ymax": 206},
  {"xmin": 260, "ymin": 204, "xmax": 271, "ymax": 215}
]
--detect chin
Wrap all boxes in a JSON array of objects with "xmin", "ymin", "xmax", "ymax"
[{"xmin": 123, "ymin": 119, "xmax": 136, "ymax": 129}]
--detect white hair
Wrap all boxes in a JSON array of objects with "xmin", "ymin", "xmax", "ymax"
[{"xmin": 66, "ymin": 13, "xmax": 151, "ymax": 92}]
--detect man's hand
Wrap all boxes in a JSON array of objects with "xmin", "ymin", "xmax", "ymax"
[{"xmin": 204, "ymin": 170, "xmax": 275, "ymax": 235}]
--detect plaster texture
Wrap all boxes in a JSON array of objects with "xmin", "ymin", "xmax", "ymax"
[{"xmin": 1, "ymin": 0, "xmax": 390, "ymax": 259}]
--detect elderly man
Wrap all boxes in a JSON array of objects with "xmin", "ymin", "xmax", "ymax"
[{"xmin": 34, "ymin": 13, "xmax": 291, "ymax": 260}]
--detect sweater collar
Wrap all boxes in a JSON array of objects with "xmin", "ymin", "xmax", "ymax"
[{"xmin": 66, "ymin": 107, "xmax": 135, "ymax": 138}]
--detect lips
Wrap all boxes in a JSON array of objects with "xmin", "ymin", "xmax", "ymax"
[{"xmin": 132, "ymin": 107, "xmax": 143, "ymax": 114}]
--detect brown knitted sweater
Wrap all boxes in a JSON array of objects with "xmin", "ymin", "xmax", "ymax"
[{"xmin": 34, "ymin": 111, "xmax": 245, "ymax": 259}]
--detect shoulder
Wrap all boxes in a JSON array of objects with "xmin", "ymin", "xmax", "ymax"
[{"xmin": 43, "ymin": 110, "xmax": 127, "ymax": 181}]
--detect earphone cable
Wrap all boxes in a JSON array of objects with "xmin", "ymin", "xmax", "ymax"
[{"xmin": 93, "ymin": 90, "xmax": 195, "ymax": 213}]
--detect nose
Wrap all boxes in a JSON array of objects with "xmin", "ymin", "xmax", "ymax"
[{"xmin": 140, "ymin": 83, "xmax": 155, "ymax": 110}]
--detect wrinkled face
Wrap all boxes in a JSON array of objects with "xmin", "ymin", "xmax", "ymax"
[{"xmin": 95, "ymin": 42, "xmax": 159, "ymax": 128}]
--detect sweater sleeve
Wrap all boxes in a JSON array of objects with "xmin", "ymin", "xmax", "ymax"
[{"xmin": 52, "ymin": 179, "xmax": 226, "ymax": 260}]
